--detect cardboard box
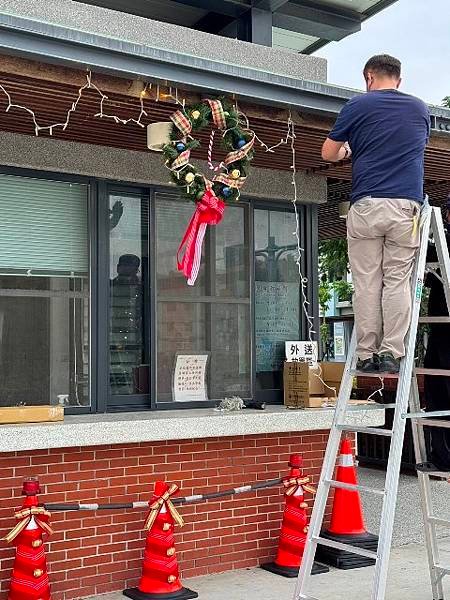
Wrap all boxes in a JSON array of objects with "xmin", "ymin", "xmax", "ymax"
[
  {"xmin": 0, "ymin": 405, "xmax": 64, "ymax": 425},
  {"xmin": 321, "ymin": 361, "xmax": 346, "ymax": 396},
  {"xmin": 283, "ymin": 361, "xmax": 345, "ymax": 409}
]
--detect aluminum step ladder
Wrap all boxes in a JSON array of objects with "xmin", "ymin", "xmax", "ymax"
[{"xmin": 293, "ymin": 205, "xmax": 450, "ymax": 600}]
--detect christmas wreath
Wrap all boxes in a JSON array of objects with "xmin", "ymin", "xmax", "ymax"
[
  {"xmin": 160, "ymin": 98, "xmax": 255, "ymax": 286},
  {"xmin": 162, "ymin": 98, "xmax": 255, "ymax": 203}
]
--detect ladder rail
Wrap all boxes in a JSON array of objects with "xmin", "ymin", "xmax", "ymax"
[
  {"xmin": 431, "ymin": 207, "xmax": 450, "ymax": 316},
  {"xmin": 409, "ymin": 376, "xmax": 445, "ymax": 600},
  {"xmin": 409, "ymin": 206, "xmax": 450, "ymax": 600}
]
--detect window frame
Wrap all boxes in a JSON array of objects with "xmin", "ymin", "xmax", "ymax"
[{"xmin": 0, "ymin": 168, "xmax": 319, "ymax": 414}]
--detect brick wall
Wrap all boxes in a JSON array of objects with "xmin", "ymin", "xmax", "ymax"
[{"xmin": 0, "ymin": 431, "xmax": 332, "ymax": 600}]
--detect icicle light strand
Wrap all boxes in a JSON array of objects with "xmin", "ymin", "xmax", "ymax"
[{"xmin": 0, "ymin": 71, "xmax": 149, "ymax": 136}]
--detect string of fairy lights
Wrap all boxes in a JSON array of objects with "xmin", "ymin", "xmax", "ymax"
[{"xmin": 0, "ymin": 69, "xmax": 376, "ymax": 399}]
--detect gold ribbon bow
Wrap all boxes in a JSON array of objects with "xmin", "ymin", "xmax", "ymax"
[
  {"xmin": 144, "ymin": 483, "xmax": 184, "ymax": 531},
  {"xmin": 4, "ymin": 506, "xmax": 52, "ymax": 544},
  {"xmin": 283, "ymin": 476, "xmax": 316, "ymax": 497}
]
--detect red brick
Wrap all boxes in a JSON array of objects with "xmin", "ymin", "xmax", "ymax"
[{"xmin": 0, "ymin": 432, "xmax": 329, "ymax": 599}]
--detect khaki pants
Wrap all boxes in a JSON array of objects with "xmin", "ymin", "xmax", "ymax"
[{"xmin": 347, "ymin": 197, "xmax": 420, "ymax": 360}]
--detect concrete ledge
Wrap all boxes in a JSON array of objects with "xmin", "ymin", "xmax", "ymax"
[
  {"xmin": 0, "ymin": 405, "xmax": 385, "ymax": 452},
  {"xmin": 0, "ymin": 0, "xmax": 327, "ymax": 83}
]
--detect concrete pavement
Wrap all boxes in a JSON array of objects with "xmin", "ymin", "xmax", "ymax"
[
  {"xmin": 86, "ymin": 539, "xmax": 450, "ymax": 600},
  {"xmin": 85, "ymin": 468, "xmax": 450, "ymax": 600}
]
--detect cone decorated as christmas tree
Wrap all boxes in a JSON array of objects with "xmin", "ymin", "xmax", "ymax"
[
  {"xmin": 261, "ymin": 454, "xmax": 329, "ymax": 577},
  {"xmin": 123, "ymin": 481, "xmax": 198, "ymax": 600},
  {"xmin": 6, "ymin": 478, "xmax": 52, "ymax": 600}
]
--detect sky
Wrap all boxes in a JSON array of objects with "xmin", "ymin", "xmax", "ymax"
[{"xmin": 315, "ymin": 0, "xmax": 450, "ymax": 106}]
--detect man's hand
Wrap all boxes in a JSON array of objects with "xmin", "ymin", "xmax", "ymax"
[{"xmin": 322, "ymin": 139, "xmax": 352, "ymax": 163}]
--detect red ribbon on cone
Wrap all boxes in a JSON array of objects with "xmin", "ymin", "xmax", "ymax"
[{"xmin": 177, "ymin": 190, "xmax": 225, "ymax": 285}]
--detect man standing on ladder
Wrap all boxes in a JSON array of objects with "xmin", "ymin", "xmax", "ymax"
[{"xmin": 321, "ymin": 54, "xmax": 430, "ymax": 374}]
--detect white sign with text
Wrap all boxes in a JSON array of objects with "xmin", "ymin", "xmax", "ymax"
[
  {"xmin": 285, "ymin": 341, "xmax": 318, "ymax": 366},
  {"xmin": 173, "ymin": 353, "xmax": 209, "ymax": 402}
]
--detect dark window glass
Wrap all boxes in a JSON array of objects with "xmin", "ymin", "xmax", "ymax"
[
  {"xmin": 156, "ymin": 192, "xmax": 250, "ymax": 402},
  {"xmin": 255, "ymin": 209, "xmax": 301, "ymax": 394},
  {"xmin": 109, "ymin": 193, "xmax": 149, "ymax": 395}
]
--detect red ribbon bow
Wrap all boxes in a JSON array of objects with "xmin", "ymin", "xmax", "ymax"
[
  {"xmin": 4, "ymin": 506, "xmax": 52, "ymax": 544},
  {"xmin": 144, "ymin": 483, "xmax": 184, "ymax": 531},
  {"xmin": 177, "ymin": 190, "xmax": 225, "ymax": 285}
]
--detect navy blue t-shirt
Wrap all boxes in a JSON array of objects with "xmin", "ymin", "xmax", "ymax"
[{"xmin": 329, "ymin": 89, "xmax": 430, "ymax": 204}]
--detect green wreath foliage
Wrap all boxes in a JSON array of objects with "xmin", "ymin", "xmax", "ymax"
[{"xmin": 162, "ymin": 99, "xmax": 255, "ymax": 203}]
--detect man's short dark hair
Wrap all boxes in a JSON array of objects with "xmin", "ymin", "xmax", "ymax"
[{"xmin": 363, "ymin": 54, "xmax": 401, "ymax": 80}]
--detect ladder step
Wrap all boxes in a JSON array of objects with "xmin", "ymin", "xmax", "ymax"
[
  {"xmin": 404, "ymin": 410, "xmax": 450, "ymax": 420},
  {"xmin": 419, "ymin": 316, "xmax": 450, "ymax": 323},
  {"xmin": 337, "ymin": 425, "xmax": 393, "ymax": 437},
  {"xmin": 415, "ymin": 418, "xmax": 450, "ymax": 429},
  {"xmin": 353, "ymin": 370, "xmax": 399, "ymax": 379},
  {"xmin": 353, "ymin": 368, "xmax": 450, "ymax": 378},
  {"xmin": 416, "ymin": 368, "xmax": 450, "ymax": 377},
  {"xmin": 416, "ymin": 463, "xmax": 450, "ymax": 479},
  {"xmin": 426, "ymin": 262, "xmax": 440, "ymax": 268},
  {"xmin": 325, "ymin": 479, "xmax": 385, "ymax": 496},
  {"xmin": 346, "ymin": 403, "xmax": 397, "ymax": 412},
  {"xmin": 428, "ymin": 517, "xmax": 450, "ymax": 528},
  {"xmin": 419, "ymin": 469, "xmax": 450, "ymax": 480},
  {"xmin": 435, "ymin": 563, "xmax": 450, "ymax": 576},
  {"xmin": 313, "ymin": 536, "xmax": 378, "ymax": 560}
]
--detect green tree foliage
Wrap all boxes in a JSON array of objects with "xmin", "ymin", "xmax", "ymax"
[
  {"xmin": 318, "ymin": 238, "xmax": 353, "ymax": 345},
  {"xmin": 318, "ymin": 238, "xmax": 349, "ymax": 280}
]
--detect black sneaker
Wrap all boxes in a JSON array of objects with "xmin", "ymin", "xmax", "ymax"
[
  {"xmin": 356, "ymin": 355, "xmax": 379, "ymax": 373},
  {"xmin": 379, "ymin": 352, "xmax": 400, "ymax": 374}
]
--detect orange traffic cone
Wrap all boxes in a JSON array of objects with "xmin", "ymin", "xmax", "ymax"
[
  {"xmin": 123, "ymin": 481, "xmax": 198, "ymax": 600},
  {"xmin": 317, "ymin": 438, "xmax": 378, "ymax": 569},
  {"xmin": 261, "ymin": 454, "xmax": 329, "ymax": 577},
  {"xmin": 6, "ymin": 478, "xmax": 52, "ymax": 600}
]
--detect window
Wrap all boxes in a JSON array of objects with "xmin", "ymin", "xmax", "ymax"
[
  {"xmin": 0, "ymin": 171, "xmax": 316, "ymax": 413},
  {"xmin": 0, "ymin": 174, "xmax": 90, "ymax": 407},
  {"xmin": 254, "ymin": 208, "xmax": 302, "ymax": 402},
  {"xmin": 155, "ymin": 192, "xmax": 251, "ymax": 403},
  {"xmin": 109, "ymin": 192, "xmax": 149, "ymax": 399}
]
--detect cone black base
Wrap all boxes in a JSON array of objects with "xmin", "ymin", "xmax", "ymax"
[
  {"xmin": 123, "ymin": 587, "xmax": 199, "ymax": 600},
  {"xmin": 261, "ymin": 560, "xmax": 330, "ymax": 577},
  {"xmin": 316, "ymin": 531, "xmax": 378, "ymax": 570}
]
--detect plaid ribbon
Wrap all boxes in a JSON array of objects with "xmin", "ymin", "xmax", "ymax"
[
  {"xmin": 223, "ymin": 134, "xmax": 255, "ymax": 166},
  {"xmin": 144, "ymin": 483, "xmax": 184, "ymax": 531},
  {"xmin": 171, "ymin": 149, "xmax": 191, "ymax": 171},
  {"xmin": 207, "ymin": 99, "xmax": 227, "ymax": 130},
  {"xmin": 214, "ymin": 173, "xmax": 247, "ymax": 189},
  {"xmin": 4, "ymin": 506, "xmax": 52, "ymax": 544},
  {"xmin": 283, "ymin": 476, "xmax": 316, "ymax": 497},
  {"xmin": 170, "ymin": 110, "xmax": 192, "ymax": 137}
]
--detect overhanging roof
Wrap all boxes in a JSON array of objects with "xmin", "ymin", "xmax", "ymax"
[
  {"xmin": 0, "ymin": 11, "xmax": 449, "ymax": 134},
  {"xmin": 74, "ymin": 0, "xmax": 400, "ymax": 54}
]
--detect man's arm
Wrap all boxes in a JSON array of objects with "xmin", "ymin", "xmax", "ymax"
[
  {"xmin": 322, "ymin": 139, "xmax": 351, "ymax": 162},
  {"xmin": 323, "ymin": 97, "xmax": 356, "ymax": 162}
]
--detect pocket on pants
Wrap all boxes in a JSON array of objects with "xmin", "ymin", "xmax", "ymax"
[
  {"xmin": 348, "ymin": 199, "xmax": 374, "ymax": 239},
  {"xmin": 352, "ymin": 198, "xmax": 373, "ymax": 216},
  {"xmin": 400, "ymin": 205, "xmax": 416, "ymax": 217}
]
